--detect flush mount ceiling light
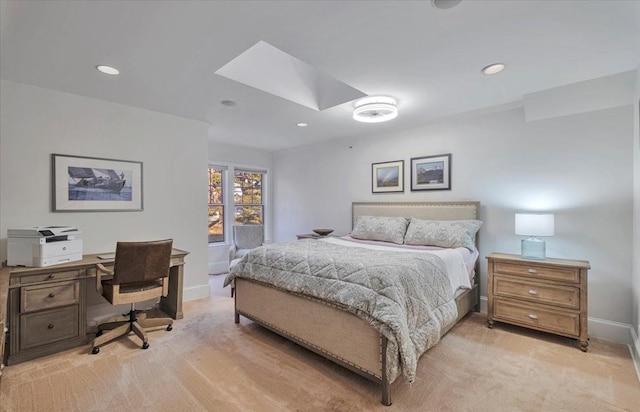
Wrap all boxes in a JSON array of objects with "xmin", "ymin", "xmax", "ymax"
[
  {"xmin": 481, "ymin": 63, "xmax": 506, "ymax": 75},
  {"xmin": 96, "ymin": 65, "xmax": 120, "ymax": 75},
  {"xmin": 296, "ymin": 122, "xmax": 308, "ymax": 127},
  {"xmin": 353, "ymin": 96, "xmax": 398, "ymax": 123}
]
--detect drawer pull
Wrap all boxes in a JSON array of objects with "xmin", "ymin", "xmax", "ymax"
[
  {"xmin": 528, "ymin": 289, "xmax": 538, "ymax": 295},
  {"xmin": 47, "ymin": 324, "xmax": 55, "ymax": 329},
  {"xmin": 528, "ymin": 313, "xmax": 538, "ymax": 320},
  {"xmin": 48, "ymin": 293, "xmax": 55, "ymax": 298},
  {"xmin": 48, "ymin": 274, "xmax": 56, "ymax": 279},
  {"xmin": 527, "ymin": 268, "xmax": 537, "ymax": 274}
]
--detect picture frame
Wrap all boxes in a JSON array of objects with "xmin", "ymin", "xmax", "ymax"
[
  {"xmin": 52, "ymin": 154, "xmax": 143, "ymax": 212},
  {"xmin": 410, "ymin": 153, "xmax": 451, "ymax": 191},
  {"xmin": 372, "ymin": 160, "xmax": 404, "ymax": 193}
]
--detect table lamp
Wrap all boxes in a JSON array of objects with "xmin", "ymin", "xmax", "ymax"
[{"xmin": 515, "ymin": 213, "xmax": 554, "ymax": 260}]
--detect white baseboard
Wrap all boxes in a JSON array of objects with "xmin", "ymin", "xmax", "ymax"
[
  {"xmin": 630, "ymin": 326, "xmax": 640, "ymax": 383},
  {"xmin": 479, "ymin": 296, "xmax": 488, "ymax": 313},
  {"xmin": 588, "ymin": 317, "xmax": 632, "ymax": 345},
  {"xmin": 183, "ymin": 283, "xmax": 210, "ymax": 302}
]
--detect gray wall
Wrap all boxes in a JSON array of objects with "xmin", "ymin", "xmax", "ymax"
[
  {"xmin": 273, "ymin": 79, "xmax": 635, "ymax": 340},
  {"xmin": 0, "ymin": 80, "xmax": 210, "ymax": 313}
]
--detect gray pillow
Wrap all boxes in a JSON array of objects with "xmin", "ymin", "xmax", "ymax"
[
  {"xmin": 351, "ymin": 216, "xmax": 409, "ymax": 245},
  {"xmin": 403, "ymin": 218, "xmax": 482, "ymax": 250}
]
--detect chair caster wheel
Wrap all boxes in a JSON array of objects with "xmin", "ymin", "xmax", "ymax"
[
  {"xmin": 92, "ymin": 347, "xmax": 100, "ymax": 354},
  {"xmin": 96, "ymin": 330, "xmax": 103, "ymax": 337},
  {"xmin": 166, "ymin": 324, "xmax": 173, "ymax": 331},
  {"xmin": 142, "ymin": 342, "xmax": 149, "ymax": 350}
]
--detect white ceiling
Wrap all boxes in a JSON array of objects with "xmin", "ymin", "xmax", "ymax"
[{"xmin": 1, "ymin": 0, "xmax": 639, "ymax": 152}]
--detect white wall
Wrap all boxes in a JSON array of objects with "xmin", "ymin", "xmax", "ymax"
[
  {"xmin": 207, "ymin": 142, "xmax": 273, "ymax": 273},
  {"xmin": 0, "ymin": 80, "xmax": 210, "ymax": 320},
  {"xmin": 273, "ymin": 96, "xmax": 634, "ymax": 338},
  {"xmin": 633, "ymin": 67, "xmax": 640, "ymax": 353}
]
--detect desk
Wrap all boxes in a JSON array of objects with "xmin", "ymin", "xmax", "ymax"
[{"xmin": 0, "ymin": 248, "xmax": 188, "ymax": 368}]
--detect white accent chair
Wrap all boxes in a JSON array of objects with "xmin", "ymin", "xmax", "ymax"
[{"xmin": 229, "ymin": 225, "xmax": 263, "ymax": 297}]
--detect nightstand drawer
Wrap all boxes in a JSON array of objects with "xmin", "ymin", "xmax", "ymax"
[
  {"xmin": 494, "ymin": 262, "xmax": 579, "ymax": 283},
  {"xmin": 493, "ymin": 298, "xmax": 579, "ymax": 337},
  {"xmin": 493, "ymin": 276, "xmax": 579, "ymax": 309},
  {"xmin": 21, "ymin": 280, "xmax": 81, "ymax": 312},
  {"xmin": 20, "ymin": 305, "xmax": 79, "ymax": 350}
]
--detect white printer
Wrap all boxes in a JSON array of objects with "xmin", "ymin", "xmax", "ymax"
[{"xmin": 7, "ymin": 226, "xmax": 83, "ymax": 267}]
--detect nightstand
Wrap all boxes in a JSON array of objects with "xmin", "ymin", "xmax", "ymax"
[
  {"xmin": 296, "ymin": 233, "xmax": 321, "ymax": 240},
  {"xmin": 486, "ymin": 253, "xmax": 590, "ymax": 351}
]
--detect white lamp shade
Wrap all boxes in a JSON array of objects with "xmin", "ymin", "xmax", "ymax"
[{"xmin": 515, "ymin": 213, "xmax": 554, "ymax": 237}]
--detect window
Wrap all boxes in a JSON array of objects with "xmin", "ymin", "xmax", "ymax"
[
  {"xmin": 234, "ymin": 170, "xmax": 263, "ymax": 225},
  {"xmin": 208, "ymin": 167, "xmax": 225, "ymax": 243}
]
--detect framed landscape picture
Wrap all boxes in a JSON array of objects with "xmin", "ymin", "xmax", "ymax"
[
  {"xmin": 410, "ymin": 153, "xmax": 451, "ymax": 191},
  {"xmin": 372, "ymin": 160, "xmax": 404, "ymax": 193},
  {"xmin": 52, "ymin": 154, "xmax": 143, "ymax": 212}
]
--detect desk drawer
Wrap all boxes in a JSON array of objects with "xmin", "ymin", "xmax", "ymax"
[
  {"xmin": 493, "ymin": 276, "xmax": 579, "ymax": 309},
  {"xmin": 494, "ymin": 262, "xmax": 579, "ymax": 283},
  {"xmin": 20, "ymin": 305, "xmax": 79, "ymax": 350},
  {"xmin": 19, "ymin": 270, "xmax": 81, "ymax": 285},
  {"xmin": 21, "ymin": 280, "xmax": 80, "ymax": 312},
  {"xmin": 493, "ymin": 298, "xmax": 579, "ymax": 337}
]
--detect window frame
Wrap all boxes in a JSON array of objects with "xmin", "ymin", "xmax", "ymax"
[
  {"xmin": 233, "ymin": 169, "xmax": 265, "ymax": 226},
  {"xmin": 207, "ymin": 163, "xmax": 269, "ymax": 247}
]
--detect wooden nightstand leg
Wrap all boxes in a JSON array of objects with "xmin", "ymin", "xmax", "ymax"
[
  {"xmin": 487, "ymin": 319, "xmax": 494, "ymax": 329},
  {"xmin": 579, "ymin": 339, "xmax": 589, "ymax": 352}
]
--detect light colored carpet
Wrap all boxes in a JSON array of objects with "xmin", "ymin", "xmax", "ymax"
[{"xmin": 1, "ymin": 274, "xmax": 639, "ymax": 411}]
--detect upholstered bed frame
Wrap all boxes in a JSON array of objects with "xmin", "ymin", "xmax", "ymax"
[{"xmin": 233, "ymin": 201, "xmax": 481, "ymax": 406}]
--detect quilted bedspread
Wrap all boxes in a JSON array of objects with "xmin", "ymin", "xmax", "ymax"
[{"xmin": 223, "ymin": 239, "xmax": 458, "ymax": 383}]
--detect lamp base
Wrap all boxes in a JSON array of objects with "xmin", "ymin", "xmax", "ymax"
[{"xmin": 521, "ymin": 237, "xmax": 546, "ymax": 260}]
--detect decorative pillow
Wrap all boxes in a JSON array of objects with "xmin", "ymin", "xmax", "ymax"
[
  {"xmin": 351, "ymin": 216, "xmax": 409, "ymax": 245},
  {"xmin": 403, "ymin": 218, "xmax": 483, "ymax": 250}
]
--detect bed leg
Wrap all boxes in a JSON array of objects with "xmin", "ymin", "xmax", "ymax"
[
  {"xmin": 474, "ymin": 283, "xmax": 481, "ymax": 312},
  {"xmin": 234, "ymin": 311, "xmax": 240, "ymax": 324},
  {"xmin": 381, "ymin": 336, "xmax": 392, "ymax": 406}
]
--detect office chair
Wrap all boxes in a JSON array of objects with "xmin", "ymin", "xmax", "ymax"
[{"xmin": 91, "ymin": 239, "xmax": 173, "ymax": 354}]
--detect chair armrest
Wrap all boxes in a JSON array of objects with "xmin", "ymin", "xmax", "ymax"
[
  {"xmin": 96, "ymin": 263, "xmax": 114, "ymax": 275},
  {"xmin": 229, "ymin": 244, "xmax": 237, "ymax": 263},
  {"xmin": 95, "ymin": 263, "xmax": 114, "ymax": 295}
]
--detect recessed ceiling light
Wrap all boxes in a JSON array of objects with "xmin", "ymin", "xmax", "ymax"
[
  {"xmin": 221, "ymin": 100, "xmax": 237, "ymax": 107},
  {"xmin": 296, "ymin": 122, "xmax": 308, "ymax": 127},
  {"xmin": 432, "ymin": 0, "xmax": 463, "ymax": 10},
  {"xmin": 481, "ymin": 63, "xmax": 506, "ymax": 75},
  {"xmin": 353, "ymin": 96, "xmax": 398, "ymax": 123},
  {"xmin": 96, "ymin": 65, "xmax": 120, "ymax": 75}
]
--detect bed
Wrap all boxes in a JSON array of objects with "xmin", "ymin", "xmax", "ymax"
[{"xmin": 225, "ymin": 201, "xmax": 481, "ymax": 405}]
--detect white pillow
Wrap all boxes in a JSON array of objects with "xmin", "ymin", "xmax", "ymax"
[
  {"xmin": 403, "ymin": 218, "xmax": 482, "ymax": 250},
  {"xmin": 351, "ymin": 216, "xmax": 409, "ymax": 245}
]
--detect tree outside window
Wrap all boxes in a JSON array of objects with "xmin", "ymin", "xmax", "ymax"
[
  {"xmin": 234, "ymin": 171, "xmax": 263, "ymax": 225},
  {"xmin": 208, "ymin": 167, "xmax": 224, "ymax": 243}
]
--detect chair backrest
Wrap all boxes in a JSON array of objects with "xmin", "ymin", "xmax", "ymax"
[
  {"xmin": 113, "ymin": 239, "xmax": 173, "ymax": 285},
  {"xmin": 233, "ymin": 225, "xmax": 263, "ymax": 249}
]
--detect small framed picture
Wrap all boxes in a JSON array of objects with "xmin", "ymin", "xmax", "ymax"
[
  {"xmin": 372, "ymin": 160, "xmax": 404, "ymax": 193},
  {"xmin": 52, "ymin": 154, "xmax": 143, "ymax": 212},
  {"xmin": 410, "ymin": 153, "xmax": 451, "ymax": 191}
]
